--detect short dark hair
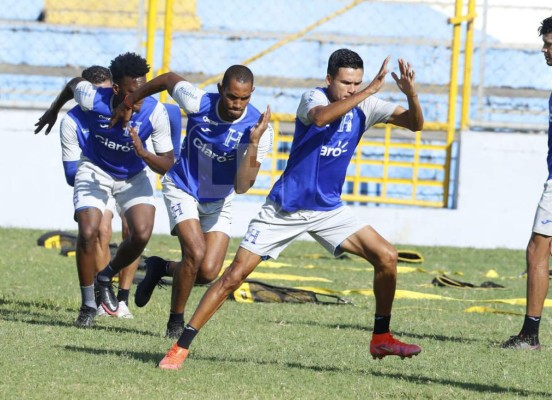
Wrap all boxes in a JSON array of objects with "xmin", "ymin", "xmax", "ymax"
[
  {"xmin": 539, "ymin": 16, "xmax": 552, "ymax": 36},
  {"xmin": 221, "ymin": 65, "xmax": 254, "ymax": 88},
  {"xmin": 81, "ymin": 65, "xmax": 111, "ymax": 85},
  {"xmin": 327, "ymin": 48, "xmax": 364, "ymax": 78},
  {"xmin": 109, "ymin": 52, "xmax": 150, "ymax": 83}
]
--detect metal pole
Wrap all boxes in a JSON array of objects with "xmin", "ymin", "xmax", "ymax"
[
  {"xmin": 460, "ymin": 0, "xmax": 476, "ymax": 130},
  {"xmin": 145, "ymin": 0, "xmax": 158, "ymax": 82},
  {"xmin": 160, "ymin": 0, "xmax": 174, "ymax": 103},
  {"xmin": 444, "ymin": 0, "xmax": 464, "ymax": 208},
  {"xmin": 476, "ymin": 0, "xmax": 488, "ymax": 121}
]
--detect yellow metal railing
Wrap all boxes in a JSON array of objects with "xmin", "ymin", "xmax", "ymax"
[{"xmin": 245, "ymin": 116, "xmax": 450, "ymax": 207}]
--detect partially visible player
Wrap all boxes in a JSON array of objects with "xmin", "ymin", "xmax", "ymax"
[
  {"xmin": 60, "ymin": 65, "xmax": 132, "ymax": 318},
  {"xmin": 60, "ymin": 65, "xmax": 114, "ymax": 274},
  {"xmin": 155, "ymin": 49, "xmax": 423, "ymax": 370},
  {"xmin": 110, "ymin": 65, "xmax": 272, "ymax": 339},
  {"xmin": 501, "ymin": 16, "xmax": 552, "ymax": 350},
  {"xmin": 35, "ymin": 52, "xmax": 174, "ymax": 328}
]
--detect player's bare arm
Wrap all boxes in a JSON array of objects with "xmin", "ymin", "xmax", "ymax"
[
  {"xmin": 110, "ymin": 72, "xmax": 186, "ymax": 129},
  {"xmin": 128, "ymin": 127, "xmax": 174, "ymax": 175},
  {"xmin": 34, "ymin": 77, "xmax": 85, "ymax": 135},
  {"xmin": 387, "ymin": 58, "xmax": 424, "ymax": 132},
  {"xmin": 309, "ymin": 56, "xmax": 390, "ymax": 127},
  {"xmin": 234, "ymin": 105, "xmax": 271, "ymax": 194}
]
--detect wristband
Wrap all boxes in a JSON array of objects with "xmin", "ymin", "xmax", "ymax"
[{"xmin": 123, "ymin": 94, "xmax": 134, "ymax": 109}]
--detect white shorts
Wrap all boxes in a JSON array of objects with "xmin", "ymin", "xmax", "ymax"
[
  {"xmin": 105, "ymin": 196, "xmax": 117, "ymax": 214},
  {"xmin": 532, "ymin": 179, "xmax": 552, "ymax": 236},
  {"xmin": 162, "ymin": 175, "xmax": 233, "ymax": 236},
  {"xmin": 73, "ymin": 159, "xmax": 155, "ymax": 216},
  {"xmin": 240, "ymin": 199, "xmax": 365, "ymax": 259}
]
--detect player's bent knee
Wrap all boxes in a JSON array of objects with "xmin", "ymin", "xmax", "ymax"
[
  {"xmin": 184, "ymin": 245, "xmax": 207, "ymax": 266},
  {"xmin": 378, "ymin": 247, "xmax": 398, "ymax": 270},
  {"xmin": 219, "ymin": 269, "xmax": 246, "ymax": 293},
  {"xmin": 129, "ymin": 226, "xmax": 153, "ymax": 247},
  {"xmin": 78, "ymin": 225, "xmax": 100, "ymax": 242},
  {"xmin": 196, "ymin": 266, "xmax": 220, "ymax": 284}
]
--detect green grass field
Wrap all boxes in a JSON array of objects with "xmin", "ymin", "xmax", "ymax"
[{"xmin": 1, "ymin": 227, "xmax": 551, "ymax": 399}]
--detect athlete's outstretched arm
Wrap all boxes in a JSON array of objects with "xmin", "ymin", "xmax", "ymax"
[
  {"xmin": 110, "ymin": 72, "xmax": 186, "ymax": 128},
  {"xmin": 34, "ymin": 77, "xmax": 85, "ymax": 135},
  {"xmin": 234, "ymin": 106, "xmax": 271, "ymax": 194},
  {"xmin": 387, "ymin": 58, "xmax": 424, "ymax": 132}
]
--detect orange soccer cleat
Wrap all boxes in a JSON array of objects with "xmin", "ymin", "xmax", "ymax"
[
  {"xmin": 370, "ymin": 332, "xmax": 422, "ymax": 359},
  {"xmin": 158, "ymin": 343, "xmax": 189, "ymax": 370}
]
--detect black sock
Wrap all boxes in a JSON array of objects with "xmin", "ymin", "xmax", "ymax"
[
  {"xmin": 117, "ymin": 288, "xmax": 130, "ymax": 304},
  {"xmin": 97, "ymin": 264, "xmax": 117, "ymax": 283},
  {"xmin": 373, "ymin": 314, "xmax": 391, "ymax": 334},
  {"xmin": 169, "ymin": 312, "xmax": 184, "ymax": 325},
  {"xmin": 177, "ymin": 324, "xmax": 199, "ymax": 349},
  {"xmin": 163, "ymin": 261, "xmax": 171, "ymax": 277},
  {"xmin": 520, "ymin": 314, "xmax": 541, "ymax": 336}
]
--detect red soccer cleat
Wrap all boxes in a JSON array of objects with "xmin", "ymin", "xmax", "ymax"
[
  {"xmin": 370, "ymin": 332, "xmax": 422, "ymax": 359},
  {"xmin": 158, "ymin": 343, "xmax": 189, "ymax": 370}
]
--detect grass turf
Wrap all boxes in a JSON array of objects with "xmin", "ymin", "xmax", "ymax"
[{"xmin": 0, "ymin": 227, "xmax": 551, "ymax": 399}]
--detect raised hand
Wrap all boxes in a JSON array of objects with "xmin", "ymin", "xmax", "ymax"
[
  {"xmin": 391, "ymin": 58, "xmax": 417, "ymax": 97},
  {"xmin": 34, "ymin": 108, "xmax": 59, "ymax": 135},
  {"xmin": 250, "ymin": 105, "xmax": 271, "ymax": 144},
  {"xmin": 365, "ymin": 56, "xmax": 390, "ymax": 95}
]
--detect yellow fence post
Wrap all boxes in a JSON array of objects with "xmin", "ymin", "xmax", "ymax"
[
  {"xmin": 159, "ymin": 0, "xmax": 175, "ymax": 103},
  {"xmin": 461, "ymin": 0, "xmax": 477, "ymax": 130},
  {"xmin": 145, "ymin": 0, "xmax": 157, "ymax": 82},
  {"xmin": 444, "ymin": 0, "xmax": 464, "ymax": 208}
]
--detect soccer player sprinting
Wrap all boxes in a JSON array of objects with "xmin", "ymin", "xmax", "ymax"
[
  {"xmin": 34, "ymin": 52, "xmax": 175, "ymax": 327},
  {"xmin": 501, "ymin": 16, "xmax": 552, "ymax": 350},
  {"xmin": 156, "ymin": 48, "xmax": 424, "ymax": 370},
  {"xmin": 58, "ymin": 67, "xmax": 183, "ymax": 320},
  {"xmin": 110, "ymin": 65, "xmax": 273, "ymax": 338}
]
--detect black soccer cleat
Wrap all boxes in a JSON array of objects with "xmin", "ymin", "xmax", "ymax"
[
  {"xmin": 135, "ymin": 256, "xmax": 168, "ymax": 308},
  {"xmin": 74, "ymin": 305, "xmax": 97, "ymax": 328},
  {"xmin": 165, "ymin": 320, "xmax": 185, "ymax": 340},
  {"xmin": 95, "ymin": 279, "xmax": 119, "ymax": 315},
  {"xmin": 501, "ymin": 333, "xmax": 541, "ymax": 350}
]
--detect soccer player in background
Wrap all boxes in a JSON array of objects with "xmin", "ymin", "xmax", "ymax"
[
  {"xmin": 34, "ymin": 52, "xmax": 174, "ymax": 327},
  {"xmin": 60, "ymin": 66, "xmax": 116, "ymax": 280},
  {"xmin": 110, "ymin": 65, "xmax": 273, "ymax": 338},
  {"xmin": 58, "ymin": 65, "xmax": 133, "ymax": 318},
  {"xmin": 501, "ymin": 16, "xmax": 552, "ymax": 350},
  {"xmin": 156, "ymin": 48, "xmax": 424, "ymax": 370}
]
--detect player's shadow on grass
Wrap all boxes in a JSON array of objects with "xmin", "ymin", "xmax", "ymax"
[
  {"xmin": 194, "ymin": 353, "xmax": 550, "ymax": 398},
  {"xmin": 62, "ymin": 345, "xmax": 549, "ymax": 397},
  {"xmin": 0, "ymin": 300, "xmax": 160, "ymax": 338},
  {"xmin": 63, "ymin": 344, "xmax": 162, "ymax": 365},
  {"xmin": 289, "ymin": 319, "xmax": 478, "ymax": 343},
  {"xmin": 0, "ymin": 297, "xmax": 75, "ymax": 313}
]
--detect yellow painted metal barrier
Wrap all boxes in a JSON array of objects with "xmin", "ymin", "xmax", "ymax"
[{"xmin": 244, "ymin": 115, "xmax": 451, "ymax": 207}]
